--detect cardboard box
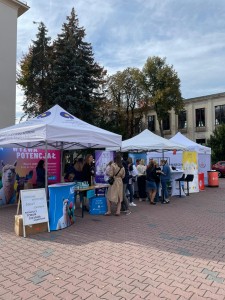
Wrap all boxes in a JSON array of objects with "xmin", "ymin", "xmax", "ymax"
[{"xmin": 15, "ymin": 215, "xmax": 48, "ymax": 237}]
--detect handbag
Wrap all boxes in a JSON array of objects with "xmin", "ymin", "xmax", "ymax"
[
  {"xmin": 107, "ymin": 167, "xmax": 122, "ymax": 185},
  {"xmin": 108, "ymin": 177, "xmax": 115, "ymax": 185}
]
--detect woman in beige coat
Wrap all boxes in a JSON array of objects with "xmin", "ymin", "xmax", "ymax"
[{"xmin": 105, "ymin": 153, "xmax": 125, "ymax": 216}]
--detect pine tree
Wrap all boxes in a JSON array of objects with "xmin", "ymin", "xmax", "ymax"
[
  {"xmin": 17, "ymin": 22, "xmax": 52, "ymax": 119},
  {"xmin": 51, "ymin": 8, "xmax": 106, "ymax": 123}
]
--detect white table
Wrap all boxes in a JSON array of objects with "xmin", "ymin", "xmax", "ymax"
[{"xmin": 170, "ymin": 170, "xmax": 186, "ymax": 197}]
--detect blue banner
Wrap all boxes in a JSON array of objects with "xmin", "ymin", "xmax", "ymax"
[{"xmin": 48, "ymin": 183, "xmax": 75, "ymax": 231}]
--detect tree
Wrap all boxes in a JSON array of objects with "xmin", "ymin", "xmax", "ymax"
[
  {"xmin": 142, "ymin": 56, "xmax": 184, "ymax": 137},
  {"xmin": 17, "ymin": 22, "xmax": 52, "ymax": 119},
  {"xmin": 51, "ymin": 8, "xmax": 106, "ymax": 123},
  {"xmin": 207, "ymin": 124, "xmax": 225, "ymax": 163},
  {"xmin": 106, "ymin": 68, "xmax": 146, "ymax": 138}
]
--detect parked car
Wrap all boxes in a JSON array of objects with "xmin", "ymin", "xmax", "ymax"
[{"xmin": 212, "ymin": 161, "xmax": 225, "ymax": 178}]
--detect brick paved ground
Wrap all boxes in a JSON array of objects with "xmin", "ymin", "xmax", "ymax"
[{"xmin": 1, "ymin": 179, "xmax": 225, "ymax": 299}]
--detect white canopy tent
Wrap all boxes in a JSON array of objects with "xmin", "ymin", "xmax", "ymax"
[
  {"xmin": 110, "ymin": 129, "xmax": 186, "ymax": 152},
  {"xmin": 169, "ymin": 132, "xmax": 211, "ymax": 155},
  {"xmin": 0, "ymin": 105, "xmax": 122, "ymax": 187},
  {"xmin": 0, "ymin": 104, "xmax": 122, "ymax": 150},
  {"xmin": 169, "ymin": 132, "xmax": 211, "ymax": 184}
]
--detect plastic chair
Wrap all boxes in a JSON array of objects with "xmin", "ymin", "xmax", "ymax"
[
  {"xmin": 184, "ymin": 174, "xmax": 194, "ymax": 196},
  {"xmin": 175, "ymin": 174, "xmax": 185, "ymax": 197}
]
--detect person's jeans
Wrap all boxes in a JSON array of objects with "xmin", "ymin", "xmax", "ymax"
[
  {"xmin": 127, "ymin": 183, "xmax": 134, "ymax": 203},
  {"xmin": 161, "ymin": 180, "xmax": 169, "ymax": 200}
]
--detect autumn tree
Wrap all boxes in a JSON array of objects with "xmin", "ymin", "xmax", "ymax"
[
  {"xmin": 17, "ymin": 22, "xmax": 52, "ymax": 119},
  {"xmin": 207, "ymin": 124, "xmax": 225, "ymax": 163},
  {"xmin": 106, "ymin": 68, "xmax": 146, "ymax": 138},
  {"xmin": 142, "ymin": 56, "xmax": 184, "ymax": 137},
  {"xmin": 50, "ymin": 8, "xmax": 106, "ymax": 123}
]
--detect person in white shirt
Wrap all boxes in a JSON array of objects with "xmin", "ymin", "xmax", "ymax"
[
  {"xmin": 136, "ymin": 159, "xmax": 147, "ymax": 201},
  {"xmin": 127, "ymin": 157, "xmax": 138, "ymax": 207}
]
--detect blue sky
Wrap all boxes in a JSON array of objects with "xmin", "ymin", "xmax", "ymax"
[{"xmin": 16, "ymin": 0, "xmax": 225, "ymax": 122}]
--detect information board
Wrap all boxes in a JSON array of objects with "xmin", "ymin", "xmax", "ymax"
[{"xmin": 21, "ymin": 188, "xmax": 49, "ymax": 226}]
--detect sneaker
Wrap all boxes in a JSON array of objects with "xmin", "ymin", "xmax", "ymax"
[
  {"xmin": 126, "ymin": 211, "xmax": 131, "ymax": 215},
  {"xmin": 129, "ymin": 202, "xmax": 137, "ymax": 207},
  {"xmin": 121, "ymin": 210, "xmax": 128, "ymax": 213},
  {"xmin": 161, "ymin": 201, "xmax": 167, "ymax": 204},
  {"xmin": 165, "ymin": 199, "xmax": 170, "ymax": 203}
]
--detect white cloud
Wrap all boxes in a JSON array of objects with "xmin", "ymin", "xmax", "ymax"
[{"xmin": 16, "ymin": 0, "xmax": 225, "ymax": 121}]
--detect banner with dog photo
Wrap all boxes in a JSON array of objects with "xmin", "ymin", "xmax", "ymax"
[{"xmin": 0, "ymin": 148, "xmax": 60, "ymax": 206}]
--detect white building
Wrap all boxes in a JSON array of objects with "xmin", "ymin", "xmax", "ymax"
[
  {"xmin": 142, "ymin": 92, "xmax": 225, "ymax": 144},
  {"xmin": 0, "ymin": 0, "xmax": 29, "ymax": 129}
]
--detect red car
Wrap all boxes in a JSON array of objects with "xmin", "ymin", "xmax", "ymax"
[{"xmin": 212, "ymin": 161, "xmax": 225, "ymax": 178}]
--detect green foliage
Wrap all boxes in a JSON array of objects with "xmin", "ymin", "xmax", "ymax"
[
  {"xmin": 207, "ymin": 124, "xmax": 225, "ymax": 163},
  {"xmin": 17, "ymin": 22, "xmax": 52, "ymax": 119},
  {"xmin": 142, "ymin": 56, "xmax": 184, "ymax": 136},
  {"xmin": 51, "ymin": 8, "xmax": 106, "ymax": 123},
  {"xmin": 105, "ymin": 68, "xmax": 146, "ymax": 138},
  {"xmin": 17, "ymin": 8, "xmax": 106, "ymax": 124}
]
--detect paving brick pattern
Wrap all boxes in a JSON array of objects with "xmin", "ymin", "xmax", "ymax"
[{"xmin": 1, "ymin": 179, "xmax": 225, "ymax": 299}]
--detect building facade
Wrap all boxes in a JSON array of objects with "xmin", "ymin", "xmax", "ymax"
[
  {"xmin": 0, "ymin": 0, "xmax": 29, "ymax": 129},
  {"xmin": 142, "ymin": 92, "xmax": 225, "ymax": 144}
]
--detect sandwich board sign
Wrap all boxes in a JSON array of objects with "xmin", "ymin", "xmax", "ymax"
[{"xmin": 20, "ymin": 188, "xmax": 50, "ymax": 237}]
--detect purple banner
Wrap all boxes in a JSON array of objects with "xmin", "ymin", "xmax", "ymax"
[{"xmin": 95, "ymin": 150, "xmax": 115, "ymax": 183}]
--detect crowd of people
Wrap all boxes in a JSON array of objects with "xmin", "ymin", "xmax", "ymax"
[
  {"xmin": 37, "ymin": 153, "xmax": 172, "ymax": 217},
  {"xmin": 104, "ymin": 154, "xmax": 172, "ymax": 216}
]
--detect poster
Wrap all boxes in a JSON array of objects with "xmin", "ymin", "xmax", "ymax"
[
  {"xmin": 21, "ymin": 188, "xmax": 49, "ymax": 226},
  {"xmin": 95, "ymin": 150, "xmax": 115, "ymax": 183},
  {"xmin": 0, "ymin": 148, "xmax": 60, "ymax": 206},
  {"xmin": 182, "ymin": 151, "xmax": 199, "ymax": 193},
  {"xmin": 48, "ymin": 183, "xmax": 75, "ymax": 231}
]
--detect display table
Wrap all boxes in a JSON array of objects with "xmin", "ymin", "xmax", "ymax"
[
  {"xmin": 75, "ymin": 184, "xmax": 109, "ymax": 218},
  {"xmin": 48, "ymin": 183, "xmax": 75, "ymax": 231},
  {"xmin": 170, "ymin": 170, "xmax": 186, "ymax": 197}
]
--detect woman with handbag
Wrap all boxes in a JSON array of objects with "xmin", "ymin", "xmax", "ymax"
[{"xmin": 105, "ymin": 153, "xmax": 125, "ymax": 216}]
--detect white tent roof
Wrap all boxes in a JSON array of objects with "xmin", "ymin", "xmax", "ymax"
[
  {"xmin": 112, "ymin": 129, "xmax": 186, "ymax": 152},
  {"xmin": 0, "ymin": 105, "xmax": 122, "ymax": 150},
  {"xmin": 169, "ymin": 132, "xmax": 211, "ymax": 154}
]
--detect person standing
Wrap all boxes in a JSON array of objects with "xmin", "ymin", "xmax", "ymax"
[
  {"xmin": 160, "ymin": 159, "xmax": 171, "ymax": 203},
  {"xmin": 74, "ymin": 158, "xmax": 84, "ymax": 181},
  {"xmin": 36, "ymin": 159, "xmax": 45, "ymax": 188},
  {"xmin": 81, "ymin": 154, "xmax": 94, "ymax": 212},
  {"xmin": 127, "ymin": 157, "xmax": 138, "ymax": 207},
  {"xmin": 82, "ymin": 154, "xmax": 94, "ymax": 186},
  {"xmin": 121, "ymin": 157, "xmax": 131, "ymax": 215},
  {"xmin": 136, "ymin": 159, "xmax": 147, "ymax": 201},
  {"xmin": 146, "ymin": 160, "xmax": 157, "ymax": 205},
  {"xmin": 154, "ymin": 161, "xmax": 162, "ymax": 203},
  {"xmin": 105, "ymin": 153, "xmax": 125, "ymax": 216}
]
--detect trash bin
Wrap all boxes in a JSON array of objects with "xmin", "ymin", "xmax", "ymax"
[
  {"xmin": 198, "ymin": 173, "xmax": 205, "ymax": 190},
  {"xmin": 207, "ymin": 170, "xmax": 219, "ymax": 187}
]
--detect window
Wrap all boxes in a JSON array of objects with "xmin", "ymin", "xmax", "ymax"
[
  {"xmin": 215, "ymin": 105, "xmax": 225, "ymax": 125},
  {"xmin": 196, "ymin": 138, "xmax": 206, "ymax": 145},
  {"xmin": 148, "ymin": 115, "xmax": 155, "ymax": 132},
  {"xmin": 163, "ymin": 114, "xmax": 170, "ymax": 131},
  {"xmin": 178, "ymin": 110, "xmax": 187, "ymax": 129},
  {"xmin": 195, "ymin": 108, "xmax": 205, "ymax": 127}
]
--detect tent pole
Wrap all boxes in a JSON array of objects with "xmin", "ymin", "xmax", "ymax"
[
  {"xmin": 60, "ymin": 142, "xmax": 63, "ymax": 182},
  {"xmin": 45, "ymin": 142, "xmax": 48, "ymax": 197}
]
